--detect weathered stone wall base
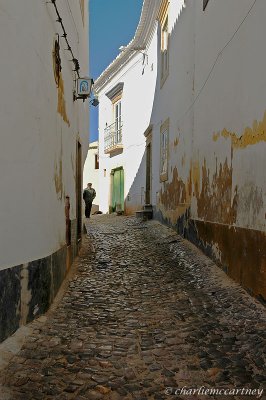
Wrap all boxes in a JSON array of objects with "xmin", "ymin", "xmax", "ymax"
[
  {"xmin": 0, "ymin": 266, "xmax": 21, "ymax": 343},
  {"xmin": 0, "ymin": 245, "xmax": 67, "ymax": 343},
  {"xmin": 71, "ymin": 219, "xmax": 78, "ymax": 259},
  {"xmin": 154, "ymin": 207, "xmax": 266, "ymax": 304}
]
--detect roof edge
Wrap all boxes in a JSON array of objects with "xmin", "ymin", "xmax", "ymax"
[{"xmin": 94, "ymin": 0, "xmax": 160, "ymax": 94}]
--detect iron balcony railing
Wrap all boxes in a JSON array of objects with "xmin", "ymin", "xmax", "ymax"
[{"xmin": 104, "ymin": 118, "xmax": 123, "ymax": 153}]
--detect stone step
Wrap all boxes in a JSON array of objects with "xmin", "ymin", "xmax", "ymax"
[{"xmin": 135, "ymin": 210, "xmax": 153, "ymax": 221}]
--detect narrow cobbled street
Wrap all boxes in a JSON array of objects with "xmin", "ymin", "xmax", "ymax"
[{"xmin": 0, "ymin": 215, "xmax": 265, "ymax": 400}]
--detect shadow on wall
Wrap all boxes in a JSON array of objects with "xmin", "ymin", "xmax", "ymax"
[{"xmin": 124, "ymin": 150, "xmax": 146, "ymax": 215}]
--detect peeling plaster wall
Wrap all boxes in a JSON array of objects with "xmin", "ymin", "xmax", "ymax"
[
  {"xmin": 190, "ymin": 0, "xmax": 266, "ymax": 300},
  {"xmin": 150, "ymin": 0, "xmax": 266, "ymax": 300},
  {"xmin": 191, "ymin": 0, "xmax": 266, "ymax": 230},
  {"xmin": 0, "ymin": 0, "xmax": 89, "ymax": 340}
]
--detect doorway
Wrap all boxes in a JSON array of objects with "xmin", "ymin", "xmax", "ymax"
[{"xmin": 111, "ymin": 167, "xmax": 124, "ymax": 212}]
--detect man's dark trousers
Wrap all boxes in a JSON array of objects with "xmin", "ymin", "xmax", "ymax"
[{"xmin": 85, "ymin": 201, "xmax": 92, "ymax": 218}]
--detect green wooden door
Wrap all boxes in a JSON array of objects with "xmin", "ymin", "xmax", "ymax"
[{"xmin": 111, "ymin": 168, "xmax": 124, "ymax": 212}]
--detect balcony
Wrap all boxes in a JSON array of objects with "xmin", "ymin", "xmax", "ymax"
[{"xmin": 104, "ymin": 119, "xmax": 123, "ymax": 154}]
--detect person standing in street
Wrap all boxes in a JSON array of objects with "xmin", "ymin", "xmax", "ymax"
[{"xmin": 83, "ymin": 183, "xmax": 96, "ymax": 218}]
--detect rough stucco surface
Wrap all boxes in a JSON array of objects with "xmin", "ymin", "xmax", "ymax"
[{"xmin": 196, "ymin": 158, "xmax": 238, "ymax": 225}]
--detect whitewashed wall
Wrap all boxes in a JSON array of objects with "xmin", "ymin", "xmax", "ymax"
[
  {"xmin": 0, "ymin": 0, "xmax": 89, "ymax": 269},
  {"xmin": 97, "ymin": 31, "xmax": 158, "ymax": 214}
]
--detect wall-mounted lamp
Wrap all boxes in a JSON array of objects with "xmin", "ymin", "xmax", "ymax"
[
  {"xmin": 73, "ymin": 77, "xmax": 94, "ymax": 101},
  {"xmin": 90, "ymin": 97, "xmax": 99, "ymax": 107}
]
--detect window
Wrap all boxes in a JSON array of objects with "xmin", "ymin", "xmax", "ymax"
[
  {"xmin": 114, "ymin": 99, "xmax": 122, "ymax": 144},
  {"xmin": 160, "ymin": 130, "xmax": 168, "ymax": 176},
  {"xmin": 104, "ymin": 83, "xmax": 124, "ymax": 153},
  {"xmin": 203, "ymin": 0, "xmax": 210, "ymax": 10},
  {"xmin": 157, "ymin": 0, "xmax": 169, "ymax": 88},
  {"xmin": 161, "ymin": 17, "xmax": 169, "ymax": 76},
  {"xmin": 160, "ymin": 119, "xmax": 169, "ymax": 182}
]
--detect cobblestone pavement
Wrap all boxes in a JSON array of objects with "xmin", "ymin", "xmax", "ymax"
[{"xmin": 0, "ymin": 215, "xmax": 265, "ymax": 400}]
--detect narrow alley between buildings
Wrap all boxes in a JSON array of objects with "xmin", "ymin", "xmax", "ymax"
[{"xmin": 0, "ymin": 215, "xmax": 265, "ymax": 400}]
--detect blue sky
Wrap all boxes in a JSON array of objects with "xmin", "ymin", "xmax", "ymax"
[{"xmin": 89, "ymin": 0, "xmax": 143, "ymax": 142}]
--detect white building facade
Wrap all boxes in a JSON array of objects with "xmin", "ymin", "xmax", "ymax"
[
  {"xmin": 94, "ymin": 0, "xmax": 160, "ymax": 215},
  {"xmin": 0, "ymin": 0, "xmax": 89, "ymax": 342},
  {"xmin": 96, "ymin": 0, "xmax": 266, "ymax": 302}
]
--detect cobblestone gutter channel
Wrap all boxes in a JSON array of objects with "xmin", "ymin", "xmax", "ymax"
[{"xmin": 0, "ymin": 215, "xmax": 265, "ymax": 400}]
